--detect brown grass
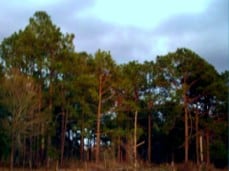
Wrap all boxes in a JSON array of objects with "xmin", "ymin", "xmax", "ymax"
[{"xmin": 0, "ymin": 161, "xmax": 228, "ymax": 171}]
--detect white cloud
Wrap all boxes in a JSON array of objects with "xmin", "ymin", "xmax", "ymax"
[
  {"xmin": 84, "ymin": 0, "xmax": 210, "ymax": 28},
  {"xmin": 0, "ymin": 0, "xmax": 228, "ymax": 72}
]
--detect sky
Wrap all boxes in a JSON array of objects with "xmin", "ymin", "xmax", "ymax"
[{"xmin": 0, "ymin": 0, "xmax": 228, "ymax": 73}]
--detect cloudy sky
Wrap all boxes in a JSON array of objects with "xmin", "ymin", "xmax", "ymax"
[{"xmin": 0, "ymin": 0, "xmax": 228, "ymax": 72}]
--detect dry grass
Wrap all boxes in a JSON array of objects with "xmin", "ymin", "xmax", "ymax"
[{"xmin": 0, "ymin": 161, "xmax": 228, "ymax": 171}]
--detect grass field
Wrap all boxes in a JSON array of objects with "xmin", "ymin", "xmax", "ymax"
[{"xmin": 0, "ymin": 161, "xmax": 228, "ymax": 171}]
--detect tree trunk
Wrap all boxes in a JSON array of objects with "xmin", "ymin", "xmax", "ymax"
[
  {"xmin": 184, "ymin": 99, "xmax": 189, "ymax": 163},
  {"xmin": 60, "ymin": 115, "xmax": 64, "ymax": 167},
  {"xmin": 41, "ymin": 124, "xmax": 45, "ymax": 165},
  {"xmin": 60, "ymin": 109, "xmax": 67, "ymax": 167},
  {"xmin": 23, "ymin": 135, "xmax": 26, "ymax": 169},
  {"xmin": 117, "ymin": 136, "xmax": 121, "ymax": 162},
  {"xmin": 95, "ymin": 75, "xmax": 102, "ymax": 163},
  {"xmin": 46, "ymin": 99, "xmax": 52, "ymax": 168},
  {"xmin": 134, "ymin": 110, "xmax": 138, "ymax": 168},
  {"xmin": 183, "ymin": 79, "xmax": 189, "ymax": 163},
  {"xmin": 148, "ymin": 113, "xmax": 152, "ymax": 163},
  {"xmin": 47, "ymin": 135, "xmax": 51, "ymax": 169},
  {"xmin": 47, "ymin": 75, "xmax": 53, "ymax": 169},
  {"xmin": 10, "ymin": 135, "xmax": 14, "ymax": 171},
  {"xmin": 125, "ymin": 138, "xmax": 131, "ymax": 163},
  {"xmin": 80, "ymin": 127, "xmax": 85, "ymax": 161},
  {"xmin": 200, "ymin": 133, "xmax": 203, "ymax": 163},
  {"xmin": 29, "ymin": 135, "xmax": 33, "ymax": 169},
  {"xmin": 195, "ymin": 112, "xmax": 199, "ymax": 165},
  {"xmin": 35, "ymin": 136, "xmax": 40, "ymax": 168},
  {"xmin": 38, "ymin": 85, "xmax": 43, "ymax": 166},
  {"xmin": 206, "ymin": 129, "xmax": 210, "ymax": 165}
]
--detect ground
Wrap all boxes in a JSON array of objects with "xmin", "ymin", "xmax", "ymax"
[{"xmin": 0, "ymin": 162, "xmax": 228, "ymax": 171}]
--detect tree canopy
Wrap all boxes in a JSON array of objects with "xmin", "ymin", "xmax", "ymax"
[{"xmin": 0, "ymin": 11, "xmax": 228, "ymax": 170}]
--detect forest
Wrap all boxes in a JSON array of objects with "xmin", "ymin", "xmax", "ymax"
[{"xmin": 0, "ymin": 11, "xmax": 228, "ymax": 171}]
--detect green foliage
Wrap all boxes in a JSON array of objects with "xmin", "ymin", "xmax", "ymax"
[
  {"xmin": 48, "ymin": 145, "xmax": 60, "ymax": 160},
  {"xmin": 221, "ymin": 70, "xmax": 229, "ymax": 85},
  {"xmin": 159, "ymin": 102, "xmax": 183, "ymax": 134},
  {"xmin": 0, "ymin": 11, "xmax": 228, "ymax": 168},
  {"xmin": 0, "ymin": 115, "xmax": 10, "ymax": 160},
  {"xmin": 0, "ymin": 69, "xmax": 41, "ymax": 135},
  {"xmin": 210, "ymin": 139, "xmax": 228, "ymax": 168}
]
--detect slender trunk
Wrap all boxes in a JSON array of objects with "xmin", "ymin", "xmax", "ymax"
[
  {"xmin": 183, "ymin": 74, "xmax": 189, "ymax": 163},
  {"xmin": 46, "ymin": 135, "xmax": 51, "ymax": 169},
  {"xmin": 184, "ymin": 104, "xmax": 189, "ymax": 163},
  {"xmin": 117, "ymin": 136, "xmax": 121, "ymax": 162},
  {"xmin": 35, "ymin": 136, "xmax": 40, "ymax": 168},
  {"xmin": 95, "ymin": 75, "xmax": 102, "ymax": 163},
  {"xmin": 183, "ymin": 80, "xmax": 189, "ymax": 163},
  {"xmin": 60, "ymin": 110, "xmax": 67, "ymax": 167},
  {"xmin": 10, "ymin": 135, "xmax": 14, "ymax": 171},
  {"xmin": 30, "ymin": 111, "xmax": 35, "ymax": 169},
  {"xmin": 88, "ymin": 138, "xmax": 91, "ymax": 161},
  {"xmin": 47, "ymin": 74, "xmax": 53, "ymax": 168},
  {"xmin": 60, "ymin": 81, "xmax": 68, "ymax": 167},
  {"xmin": 80, "ymin": 126, "xmax": 85, "ymax": 161},
  {"xmin": 90, "ymin": 138, "xmax": 93, "ymax": 161},
  {"xmin": 195, "ymin": 112, "xmax": 199, "ymax": 165},
  {"xmin": 38, "ymin": 84, "xmax": 43, "ymax": 166},
  {"xmin": 206, "ymin": 129, "xmax": 210, "ymax": 165},
  {"xmin": 200, "ymin": 133, "xmax": 203, "ymax": 163},
  {"xmin": 148, "ymin": 113, "xmax": 152, "ymax": 163},
  {"xmin": 125, "ymin": 138, "xmax": 130, "ymax": 163},
  {"xmin": 46, "ymin": 103, "xmax": 52, "ymax": 168},
  {"xmin": 134, "ymin": 110, "xmax": 138, "ymax": 168},
  {"xmin": 23, "ymin": 135, "xmax": 26, "ymax": 169},
  {"xmin": 41, "ymin": 124, "xmax": 45, "ymax": 165},
  {"xmin": 29, "ymin": 135, "xmax": 33, "ymax": 169}
]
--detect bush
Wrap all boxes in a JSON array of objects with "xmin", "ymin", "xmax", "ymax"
[{"xmin": 210, "ymin": 140, "xmax": 228, "ymax": 168}]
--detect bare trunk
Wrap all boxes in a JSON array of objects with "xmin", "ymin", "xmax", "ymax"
[
  {"xmin": 60, "ymin": 110, "xmax": 67, "ymax": 167},
  {"xmin": 125, "ymin": 139, "xmax": 130, "ymax": 163},
  {"xmin": 47, "ymin": 74, "xmax": 53, "ymax": 168},
  {"xmin": 46, "ymin": 104, "xmax": 52, "ymax": 168},
  {"xmin": 134, "ymin": 110, "xmax": 138, "ymax": 168},
  {"xmin": 41, "ymin": 124, "xmax": 45, "ymax": 165},
  {"xmin": 29, "ymin": 135, "xmax": 33, "ymax": 169},
  {"xmin": 38, "ymin": 85, "xmax": 44, "ymax": 166},
  {"xmin": 206, "ymin": 129, "xmax": 210, "ymax": 165},
  {"xmin": 46, "ymin": 135, "xmax": 51, "ymax": 169},
  {"xmin": 183, "ymin": 78, "xmax": 189, "ymax": 163},
  {"xmin": 95, "ymin": 75, "xmax": 102, "ymax": 163},
  {"xmin": 10, "ymin": 136, "xmax": 14, "ymax": 171},
  {"xmin": 80, "ymin": 127, "xmax": 85, "ymax": 161},
  {"xmin": 184, "ymin": 99, "xmax": 189, "ymax": 163},
  {"xmin": 35, "ymin": 136, "xmax": 40, "ymax": 168},
  {"xmin": 195, "ymin": 112, "xmax": 199, "ymax": 165},
  {"xmin": 117, "ymin": 136, "xmax": 121, "ymax": 162},
  {"xmin": 88, "ymin": 138, "xmax": 92, "ymax": 161},
  {"xmin": 60, "ymin": 113, "xmax": 65, "ymax": 167},
  {"xmin": 23, "ymin": 135, "xmax": 26, "ymax": 169},
  {"xmin": 148, "ymin": 113, "xmax": 152, "ymax": 163},
  {"xmin": 200, "ymin": 133, "xmax": 203, "ymax": 163}
]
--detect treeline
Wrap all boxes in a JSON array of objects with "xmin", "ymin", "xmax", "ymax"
[{"xmin": 0, "ymin": 11, "xmax": 228, "ymax": 170}]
